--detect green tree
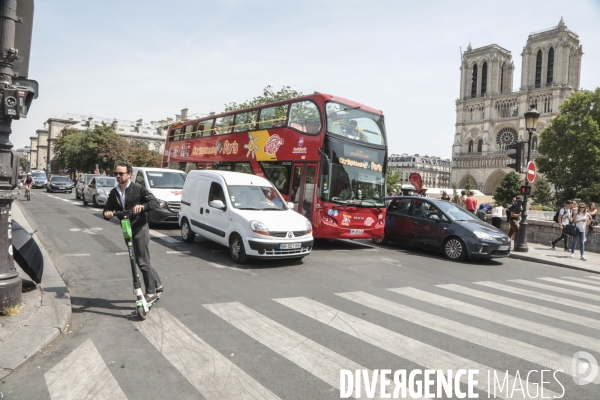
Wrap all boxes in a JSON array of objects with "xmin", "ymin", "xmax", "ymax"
[
  {"xmin": 386, "ymin": 167, "xmax": 402, "ymax": 193},
  {"xmin": 537, "ymin": 88, "xmax": 600, "ymax": 204},
  {"xmin": 532, "ymin": 175, "xmax": 553, "ymax": 207},
  {"xmin": 19, "ymin": 156, "xmax": 27, "ymax": 171},
  {"xmin": 451, "ymin": 183, "xmax": 459, "ymax": 203},
  {"xmin": 224, "ymin": 85, "xmax": 303, "ymax": 112},
  {"xmin": 493, "ymin": 171, "xmax": 522, "ymax": 207},
  {"xmin": 128, "ymin": 140, "xmax": 162, "ymax": 167}
]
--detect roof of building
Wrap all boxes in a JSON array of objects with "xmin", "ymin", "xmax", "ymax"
[{"xmin": 49, "ymin": 113, "xmax": 165, "ymax": 139}]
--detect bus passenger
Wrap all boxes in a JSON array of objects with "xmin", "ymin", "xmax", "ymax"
[
  {"xmin": 276, "ymin": 171, "xmax": 288, "ymax": 192},
  {"xmin": 339, "ymin": 183, "xmax": 354, "ymax": 201},
  {"xmin": 305, "ymin": 119, "xmax": 320, "ymax": 134}
]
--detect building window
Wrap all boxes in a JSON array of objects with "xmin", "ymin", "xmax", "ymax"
[
  {"xmin": 535, "ymin": 50, "xmax": 542, "ymax": 88},
  {"xmin": 468, "ymin": 140, "xmax": 473, "ymax": 153},
  {"xmin": 547, "ymin": 47, "xmax": 554, "ymax": 85},
  {"xmin": 477, "ymin": 139, "xmax": 483, "ymax": 153},
  {"xmin": 471, "ymin": 64, "xmax": 478, "ymax": 98},
  {"xmin": 496, "ymin": 127, "xmax": 518, "ymax": 151},
  {"xmin": 481, "ymin": 62, "xmax": 487, "ymax": 96},
  {"xmin": 532, "ymin": 136, "xmax": 538, "ymax": 151}
]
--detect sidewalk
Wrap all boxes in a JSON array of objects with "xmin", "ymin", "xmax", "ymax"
[
  {"xmin": 509, "ymin": 243, "xmax": 600, "ymax": 274},
  {"xmin": 0, "ymin": 199, "xmax": 71, "ymax": 379}
]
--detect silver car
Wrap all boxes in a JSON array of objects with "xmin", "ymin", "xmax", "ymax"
[
  {"xmin": 76, "ymin": 174, "xmax": 98, "ymax": 200},
  {"xmin": 82, "ymin": 177, "xmax": 116, "ymax": 207}
]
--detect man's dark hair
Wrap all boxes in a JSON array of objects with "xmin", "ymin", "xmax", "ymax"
[
  {"xmin": 566, "ymin": 200, "xmax": 574, "ymax": 205},
  {"xmin": 116, "ymin": 161, "xmax": 133, "ymax": 174},
  {"xmin": 516, "ymin": 196, "xmax": 523, "ymax": 200},
  {"xmin": 461, "ymin": 190, "xmax": 466, "ymax": 195}
]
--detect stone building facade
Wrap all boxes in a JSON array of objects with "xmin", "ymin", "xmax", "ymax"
[
  {"xmin": 388, "ymin": 153, "xmax": 451, "ymax": 188},
  {"xmin": 451, "ymin": 18, "xmax": 583, "ymax": 194}
]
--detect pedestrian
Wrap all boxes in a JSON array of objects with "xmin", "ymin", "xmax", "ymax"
[
  {"xmin": 464, "ymin": 191, "xmax": 478, "ymax": 214},
  {"xmin": 491, "ymin": 202, "xmax": 504, "ymax": 229},
  {"xmin": 587, "ymin": 202, "xmax": 597, "ymax": 234},
  {"xmin": 440, "ymin": 191, "xmax": 451, "ymax": 201},
  {"xmin": 507, "ymin": 196, "xmax": 522, "ymax": 241},
  {"xmin": 550, "ymin": 200, "xmax": 574, "ymax": 251},
  {"xmin": 457, "ymin": 190, "xmax": 467, "ymax": 207},
  {"xmin": 477, "ymin": 203, "xmax": 492, "ymax": 222},
  {"xmin": 570, "ymin": 202, "xmax": 591, "ymax": 261},
  {"xmin": 103, "ymin": 161, "xmax": 164, "ymax": 302}
]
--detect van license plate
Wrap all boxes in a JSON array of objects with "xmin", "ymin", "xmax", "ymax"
[
  {"xmin": 498, "ymin": 245, "xmax": 510, "ymax": 251},
  {"xmin": 350, "ymin": 229, "xmax": 364, "ymax": 234},
  {"xmin": 280, "ymin": 243, "xmax": 301, "ymax": 249}
]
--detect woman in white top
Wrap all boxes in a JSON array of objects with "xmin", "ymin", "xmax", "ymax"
[
  {"xmin": 570, "ymin": 202, "xmax": 591, "ymax": 260},
  {"xmin": 491, "ymin": 202, "xmax": 504, "ymax": 229}
]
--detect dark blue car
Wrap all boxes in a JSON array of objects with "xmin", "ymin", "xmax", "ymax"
[{"xmin": 374, "ymin": 196, "xmax": 510, "ymax": 260}]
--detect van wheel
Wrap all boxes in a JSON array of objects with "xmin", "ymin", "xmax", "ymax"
[
  {"xmin": 229, "ymin": 233, "xmax": 248, "ymax": 264},
  {"xmin": 181, "ymin": 219, "xmax": 195, "ymax": 243},
  {"xmin": 444, "ymin": 237, "xmax": 466, "ymax": 261}
]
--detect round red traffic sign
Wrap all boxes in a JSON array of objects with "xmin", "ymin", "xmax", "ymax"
[{"xmin": 526, "ymin": 161, "xmax": 536, "ymax": 183}]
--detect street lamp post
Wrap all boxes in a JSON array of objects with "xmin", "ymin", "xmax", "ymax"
[{"xmin": 514, "ymin": 105, "xmax": 540, "ymax": 252}]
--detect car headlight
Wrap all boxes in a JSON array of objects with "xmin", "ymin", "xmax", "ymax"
[
  {"xmin": 473, "ymin": 230, "xmax": 493, "ymax": 240},
  {"xmin": 97, "ymin": 189, "xmax": 106, "ymax": 196},
  {"xmin": 306, "ymin": 220, "xmax": 313, "ymax": 235},
  {"xmin": 156, "ymin": 198, "xmax": 167, "ymax": 208},
  {"xmin": 249, "ymin": 220, "xmax": 270, "ymax": 236}
]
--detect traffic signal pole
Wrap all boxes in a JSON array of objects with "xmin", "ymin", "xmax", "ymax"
[{"xmin": 0, "ymin": 0, "xmax": 22, "ymax": 309}]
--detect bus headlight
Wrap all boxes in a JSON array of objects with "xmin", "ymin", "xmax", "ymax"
[{"xmin": 250, "ymin": 220, "xmax": 270, "ymax": 236}]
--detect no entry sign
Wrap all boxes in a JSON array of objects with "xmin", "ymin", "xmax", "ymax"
[{"xmin": 526, "ymin": 161, "xmax": 536, "ymax": 183}]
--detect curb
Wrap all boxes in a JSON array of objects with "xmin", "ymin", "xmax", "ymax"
[
  {"xmin": 0, "ymin": 199, "xmax": 72, "ymax": 379},
  {"xmin": 508, "ymin": 252, "xmax": 600, "ymax": 274}
]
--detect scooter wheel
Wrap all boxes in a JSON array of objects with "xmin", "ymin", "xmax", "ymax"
[{"xmin": 136, "ymin": 305, "xmax": 148, "ymax": 320}]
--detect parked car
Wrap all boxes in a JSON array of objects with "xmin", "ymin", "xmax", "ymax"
[
  {"xmin": 82, "ymin": 176, "xmax": 116, "ymax": 207},
  {"xmin": 30, "ymin": 170, "xmax": 47, "ymax": 188},
  {"xmin": 179, "ymin": 170, "xmax": 313, "ymax": 264},
  {"xmin": 76, "ymin": 174, "xmax": 98, "ymax": 200},
  {"xmin": 132, "ymin": 167, "xmax": 187, "ymax": 224},
  {"xmin": 46, "ymin": 175, "xmax": 74, "ymax": 193},
  {"xmin": 374, "ymin": 196, "xmax": 510, "ymax": 260}
]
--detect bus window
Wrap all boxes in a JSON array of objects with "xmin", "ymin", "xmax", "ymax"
[
  {"xmin": 258, "ymin": 104, "xmax": 289, "ymax": 129},
  {"xmin": 258, "ymin": 162, "xmax": 292, "ymax": 196},
  {"xmin": 170, "ymin": 128, "xmax": 182, "ymax": 141},
  {"xmin": 212, "ymin": 162, "xmax": 253, "ymax": 174},
  {"xmin": 234, "ymin": 111, "xmax": 258, "ymax": 133},
  {"xmin": 198, "ymin": 119, "xmax": 214, "ymax": 137},
  {"xmin": 184, "ymin": 124, "xmax": 196, "ymax": 140},
  {"xmin": 235, "ymin": 162, "xmax": 253, "ymax": 174},
  {"xmin": 214, "ymin": 115, "xmax": 234, "ymax": 135},
  {"xmin": 288, "ymin": 101, "xmax": 320, "ymax": 134},
  {"xmin": 325, "ymin": 101, "xmax": 386, "ymax": 145}
]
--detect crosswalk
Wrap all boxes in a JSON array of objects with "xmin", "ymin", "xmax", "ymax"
[{"xmin": 42, "ymin": 274, "xmax": 600, "ymax": 399}]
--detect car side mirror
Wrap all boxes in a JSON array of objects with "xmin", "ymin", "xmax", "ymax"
[
  {"xmin": 210, "ymin": 200, "xmax": 226, "ymax": 210},
  {"xmin": 287, "ymin": 202, "xmax": 294, "ymax": 209},
  {"xmin": 429, "ymin": 214, "xmax": 440, "ymax": 222}
]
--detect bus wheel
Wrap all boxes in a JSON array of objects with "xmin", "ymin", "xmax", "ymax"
[
  {"xmin": 372, "ymin": 230, "xmax": 389, "ymax": 245},
  {"xmin": 229, "ymin": 233, "xmax": 248, "ymax": 264}
]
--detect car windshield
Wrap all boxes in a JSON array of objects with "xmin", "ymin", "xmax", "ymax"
[
  {"xmin": 435, "ymin": 201, "xmax": 481, "ymax": 222},
  {"xmin": 325, "ymin": 101, "xmax": 386, "ymax": 146},
  {"xmin": 31, "ymin": 172, "xmax": 46, "ymax": 178},
  {"xmin": 228, "ymin": 185, "xmax": 287, "ymax": 210},
  {"xmin": 146, "ymin": 171, "xmax": 186, "ymax": 189},
  {"xmin": 52, "ymin": 177, "xmax": 69, "ymax": 182},
  {"xmin": 97, "ymin": 178, "xmax": 116, "ymax": 187}
]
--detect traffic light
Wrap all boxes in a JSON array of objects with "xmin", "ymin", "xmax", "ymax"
[
  {"xmin": 507, "ymin": 141, "xmax": 524, "ymax": 172},
  {"xmin": 520, "ymin": 185, "xmax": 531, "ymax": 196}
]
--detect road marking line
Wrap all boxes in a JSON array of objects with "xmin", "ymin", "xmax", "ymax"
[
  {"xmin": 587, "ymin": 275, "xmax": 600, "ymax": 281},
  {"xmin": 562, "ymin": 276, "xmax": 600, "ymax": 285},
  {"xmin": 510, "ymin": 278, "xmax": 600, "ymax": 302},
  {"xmin": 475, "ymin": 281, "xmax": 600, "ymax": 314},
  {"xmin": 204, "ymin": 302, "xmax": 393, "ymax": 399},
  {"xmin": 438, "ymin": 283, "xmax": 600, "ymax": 330},
  {"xmin": 70, "ymin": 201, "xmax": 80, "ymax": 205},
  {"xmin": 65, "ymin": 253, "xmax": 90, "ymax": 257},
  {"xmin": 149, "ymin": 229, "xmax": 179, "ymax": 243},
  {"xmin": 275, "ymin": 296, "xmax": 558, "ymax": 398},
  {"xmin": 166, "ymin": 250, "xmax": 191, "ymax": 254},
  {"xmin": 538, "ymin": 277, "xmax": 600, "ymax": 292},
  {"xmin": 364, "ymin": 249, "xmax": 380, "ymax": 252},
  {"xmin": 44, "ymin": 338, "xmax": 127, "ymax": 400},
  {"xmin": 133, "ymin": 308, "xmax": 280, "ymax": 400},
  {"xmin": 115, "ymin": 252, "xmax": 128, "ymax": 255},
  {"xmin": 390, "ymin": 286, "xmax": 600, "ymax": 354},
  {"xmin": 208, "ymin": 262, "xmax": 256, "ymax": 275},
  {"xmin": 332, "ymin": 249, "xmax": 349, "ymax": 252}
]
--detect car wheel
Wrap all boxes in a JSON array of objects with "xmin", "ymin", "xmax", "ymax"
[
  {"xmin": 444, "ymin": 237, "xmax": 467, "ymax": 261},
  {"xmin": 93, "ymin": 196, "xmax": 98, "ymax": 208},
  {"xmin": 229, "ymin": 233, "xmax": 248, "ymax": 264},
  {"xmin": 69, "ymin": 190, "xmax": 73, "ymax": 194},
  {"xmin": 181, "ymin": 219, "xmax": 196, "ymax": 243},
  {"xmin": 372, "ymin": 230, "xmax": 389, "ymax": 245},
  {"xmin": 75, "ymin": 190, "xmax": 80, "ymax": 199}
]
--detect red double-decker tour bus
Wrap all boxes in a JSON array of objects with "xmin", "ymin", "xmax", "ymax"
[{"xmin": 162, "ymin": 93, "xmax": 388, "ymax": 240}]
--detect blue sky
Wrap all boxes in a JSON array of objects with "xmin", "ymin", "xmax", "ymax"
[{"xmin": 11, "ymin": 0, "xmax": 600, "ymax": 159}]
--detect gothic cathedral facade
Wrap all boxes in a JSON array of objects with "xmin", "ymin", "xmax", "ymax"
[{"xmin": 451, "ymin": 18, "xmax": 582, "ymax": 194}]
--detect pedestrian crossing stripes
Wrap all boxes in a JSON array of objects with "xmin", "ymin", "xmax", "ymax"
[
  {"xmin": 41, "ymin": 274, "xmax": 599, "ymax": 399},
  {"xmin": 538, "ymin": 277, "xmax": 600, "ymax": 292}
]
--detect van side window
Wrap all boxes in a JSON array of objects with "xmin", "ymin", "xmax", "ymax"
[
  {"xmin": 208, "ymin": 182, "xmax": 226, "ymax": 205},
  {"xmin": 136, "ymin": 172, "xmax": 145, "ymax": 186}
]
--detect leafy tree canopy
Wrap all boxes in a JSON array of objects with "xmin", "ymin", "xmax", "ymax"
[
  {"xmin": 19, "ymin": 156, "xmax": 27, "ymax": 171},
  {"xmin": 224, "ymin": 85, "xmax": 303, "ymax": 112},
  {"xmin": 537, "ymin": 88, "xmax": 600, "ymax": 204},
  {"xmin": 493, "ymin": 171, "xmax": 522, "ymax": 207},
  {"xmin": 386, "ymin": 167, "xmax": 402, "ymax": 193},
  {"xmin": 532, "ymin": 175, "xmax": 553, "ymax": 208}
]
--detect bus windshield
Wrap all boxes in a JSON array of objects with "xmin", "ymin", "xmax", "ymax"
[
  {"xmin": 325, "ymin": 102, "xmax": 386, "ymax": 146},
  {"xmin": 228, "ymin": 185, "xmax": 288, "ymax": 210}
]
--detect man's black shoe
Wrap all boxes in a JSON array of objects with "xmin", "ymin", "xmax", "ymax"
[
  {"xmin": 156, "ymin": 286, "xmax": 164, "ymax": 293},
  {"xmin": 144, "ymin": 293, "xmax": 159, "ymax": 303},
  {"xmin": 550, "ymin": 241, "xmax": 555, "ymax": 250}
]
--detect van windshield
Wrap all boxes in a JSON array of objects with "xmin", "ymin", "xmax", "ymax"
[
  {"xmin": 146, "ymin": 171, "xmax": 187, "ymax": 189},
  {"xmin": 228, "ymin": 185, "xmax": 287, "ymax": 210}
]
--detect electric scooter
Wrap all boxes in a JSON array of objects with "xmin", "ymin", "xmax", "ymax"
[{"xmin": 114, "ymin": 210, "xmax": 159, "ymax": 320}]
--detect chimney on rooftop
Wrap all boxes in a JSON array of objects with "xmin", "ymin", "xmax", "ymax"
[
  {"xmin": 136, "ymin": 119, "xmax": 143, "ymax": 132},
  {"xmin": 88, "ymin": 117, "xmax": 94, "ymax": 127},
  {"xmin": 175, "ymin": 114, "xmax": 181, "ymax": 122},
  {"xmin": 112, "ymin": 119, "xmax": 118, "ymax": 131},
  {"xmin": 181, "ymin": 108, "xmax": 188, "ymax": 120},
  {"xmin": 167, "ymin": 118, "xmax": 173, "ymax": 124}
]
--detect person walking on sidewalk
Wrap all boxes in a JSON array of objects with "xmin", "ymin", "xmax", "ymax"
[
  {"xmin": 491, "ymin": 202, "xmax": 504, "ymax": 229},
  {"xmin": 103, "ymin": 161, "xmax": 164, "ymax": 302},
  {"xmin": 587, "ymin": 202, "xmax": 597, "ymax": 235},
  {"xmin": 569, "ymin": 202, "xmax": 591, "ymax": 261},
  {"xmin": 550, "ymin": 200, "xmax": 574, "ymax": 251},
  {"xmin": 464, "ymin": 191, "xmax": 478, "ymax": 214},
  {"xmin": 457, "ymin": 190, "xmax": 466, "ymax": 207},
  {"xmin": 507, "ymin": 196, "xmax": 522, "ymax": 241}
]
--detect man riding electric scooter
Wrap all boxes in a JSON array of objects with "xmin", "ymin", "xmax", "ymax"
[{"xmin": 103, "ymin": 161, "xmax": 164, "ymax": 303}]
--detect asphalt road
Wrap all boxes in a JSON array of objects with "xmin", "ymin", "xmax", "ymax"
[{"xmin": 1, "ymin": 190, "xmax": 599, "ymax": 399}]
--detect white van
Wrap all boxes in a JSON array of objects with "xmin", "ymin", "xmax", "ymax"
[
  {"xmin": 132, "ymin": 167, "xmax": 187, "ymax": 224},
  {"xmin": 179, "ymin": 170, "xmax": 313, "ymax": 263}
]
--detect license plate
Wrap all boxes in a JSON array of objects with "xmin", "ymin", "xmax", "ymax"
[
  {"xmin": 498, "ymin": 245, "xmax": 510, "ymax": 251},
  {"xmin": 350, "ymin": 229, "xmax": 364, "ymax": 234},
  {"xmin": 280, "ymin": 243, "xmax": 301, "ymax": 249}
]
